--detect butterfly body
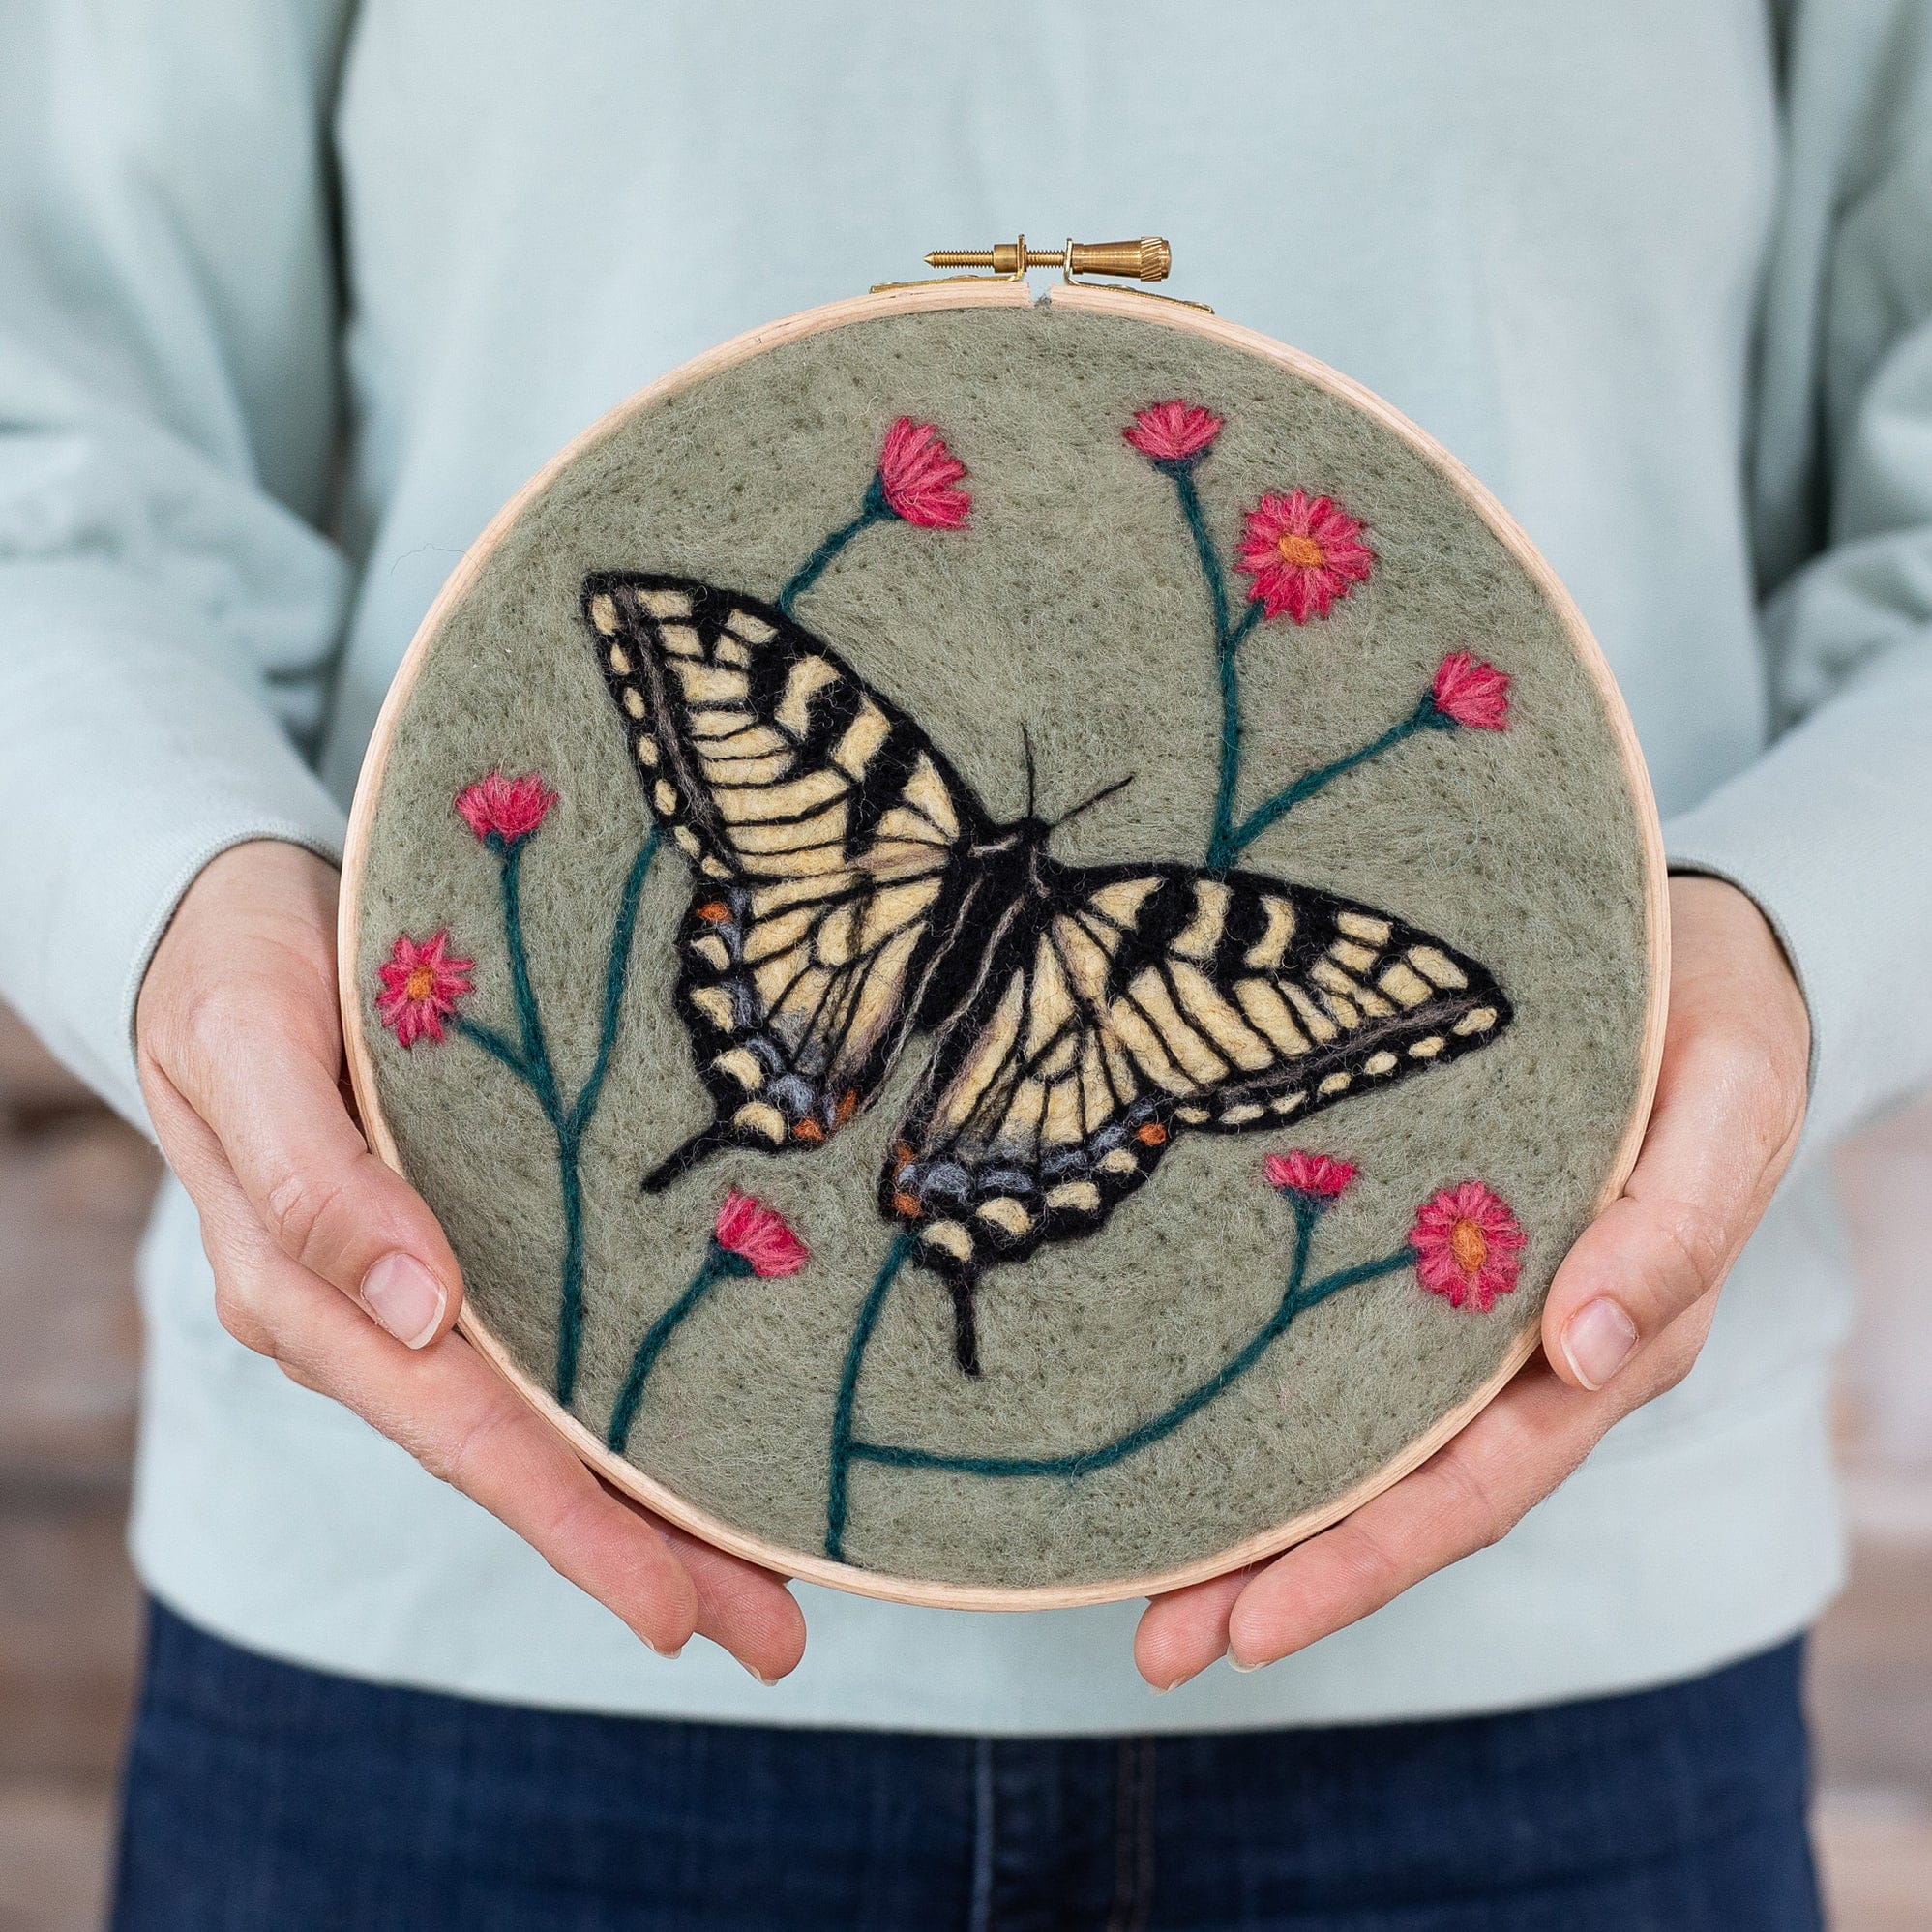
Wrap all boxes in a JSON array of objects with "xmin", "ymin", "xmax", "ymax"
[{"xmin": 584, "ymin": 572, "xmax": 1512, "ymax": 1369}]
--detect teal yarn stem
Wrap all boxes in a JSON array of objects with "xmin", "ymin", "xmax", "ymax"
[
  {"xmin": 823, "ymin": 1233, "xmax": 915, "ymax": 1563},
  {"xmin": 777, "ymin": 483, "xmax": 890, "ymax": 615},
  {"xmin": 567, "ymin": 830, "xmax": 659, "ymax": 1142},
  {"xmin": 450, "ymin": 1013, "xmax": 534, "ymax": 1085},
  {"xmin": 1171, "ymin": 463, "xmax": 1232, "ymax": 646},
  {"xmin": 490, "ymin": 838, "xmax": 577, "ymax": 1400},
  {"xmin": 498, "ymin": 839, "xmax": 561, "ymax": 1121},
  {"xmin": 1168, "ymin": 462, "xmax": 1266, "ymax": 872},
  {"xmin": 461, "ymin": 830, "xmax": 659, "ymax": 1408},
  {"xmin": 1222, "ymin": 696, "xmax": 1451, "ymax": 863},
  {"xmin": 606, "ymin": 1241, "xmax": 753, "ymax": 1455},
  {"xmin": 847, "ymin": 1213, "xmax": 1415, "ymax": 1484},
  {"xmin": 553, "ymin": 830, "xmax": 660, "ymax": 1406}
]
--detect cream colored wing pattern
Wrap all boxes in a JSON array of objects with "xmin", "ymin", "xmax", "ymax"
[
  {"xmin": 883, "ymin": 864, "xmax": 1512, "ymax": 1280},
  {"xmin": 583, "ymin": 573, "xmax": 991, "ymax": 1175}
]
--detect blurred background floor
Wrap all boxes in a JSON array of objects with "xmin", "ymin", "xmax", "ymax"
[{"xmin": 0, "ymin": 1006, "xmax": 1927, "ymax": 1932}]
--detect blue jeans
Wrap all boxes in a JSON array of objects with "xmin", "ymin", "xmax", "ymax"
[{"xmin": 113, "ymin": 1599, "xmax": 1821, "ymax": 1931}]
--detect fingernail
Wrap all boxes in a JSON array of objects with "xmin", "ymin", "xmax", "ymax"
[
  {"xmin": 1229, "ymin": 1655, "xmax": 1270, "ymax": 1674},
  {"xmin": 360, "ymin": 1253, "xmax": 445, "ymax": 1349},
  {"xmin": 1561, "ymin": 1297, "xmax": 1639, "ymax": 1390},
  {"xmin": 651, "ymin": 1641, "xmax": 686, "ymax": 1661},
  {"xmin": 1152, "ymin": 1644, "xmax": 1224, "ymax": 1693},
  {"xmin": 748, "ymin": 1667, "xmax": 781, "ymax": 1687}
]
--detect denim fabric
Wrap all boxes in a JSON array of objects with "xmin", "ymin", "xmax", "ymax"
[{"xmin": 112, "ymin": 1601, "xmax": 1822, "ymax": 1931}]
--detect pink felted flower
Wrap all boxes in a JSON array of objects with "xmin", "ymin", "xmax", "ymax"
[
  {"xmin": 1235, "ymin": 490, "xmax": 1375, "ymax": 623},
  {"xmin": 1124, "ymin": 399, "xmax": 1224, "ymax": 467},
  {"xmin": 713, "ymin": 1188, "xmax": 810, "ymax": 1278},
  {"xmin": 876, "ymin": 417, "xmax": 971, "ymax": 529},
  {"xmin": 456, "ymin": 771, "xmax": 558, "ymax": 847},
  {"xmin": 1410, "ymin": 1181, "xmax": 1528, "ymax": 1313},
  {"xmin": 1428, "ymin": 652, "xmax": 1512, "ymax": 731},
  {"xmin": 375, "ymin": 932, "xmax": 473, "ymax": 1049},
  {"xmin": 1264, "ymin": 1150, "xmax": 1358, "ymax": 1203}
]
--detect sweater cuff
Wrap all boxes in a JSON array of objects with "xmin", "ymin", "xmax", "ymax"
[
  {"xmin": 0, "ymin": 577, "xmax": 348, "ymax": 1131},
  {"xmin": 1658, "ymin": 655, "xmax": 1932, "ymax": 1154}
]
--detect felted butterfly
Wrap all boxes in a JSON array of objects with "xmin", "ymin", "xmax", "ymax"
[{"xmin": 583, "ymin": 572, "xmax": 1512, "ymax": 1373}]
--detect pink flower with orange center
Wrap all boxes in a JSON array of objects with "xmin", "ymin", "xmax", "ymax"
[
  {"xmin": 876, "ymin": 417, "xmax": 971, "ymax": 529},
  {"xmin": 375, "ymin": 932, "xmax": 473, "ymax": 1049},
  {"xmin": 456, "ymin": 771, "xmax": 558, "ymax": 848},
  {"xmin": 1124, "ymin": 399, "xmax": 1224, "ymax": 469},
  {"xmin": 1428, "ymin": 652, "xmax": 1512, "ymax": 731},
  {"xmin": 1235, "ymin": 490, "xmax": 1375, "ymax": 623},
  {"xmin": 713, "ymin": 1188, "xmax": 810, "ymax": 1278},
  {"xmin": 1263, "ymin": 1150, "xmax": 1358, "ymax": 1203},
  {"xmin": 1411, "ymin": 1181, "xmax": 1528, "ymax": 1313}
]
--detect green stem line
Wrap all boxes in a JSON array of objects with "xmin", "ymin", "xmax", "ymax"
[
  {"xmin": 554, "ymin": 1123, "xmax": 587, "ymax": 1398},
  {"xmin": 567, "ymin": 830, "xmax": 660, "ymax": 1142},
  {"xmin": 847, "ymin": 1219, "xmax": 1415, "ymax": 1486},
  {"xmin": 499, "ymin": 840, "xmax": 561, "ymax": 1123},
  {"xmin": 450, "ymin": 1013, "xmax": 533, "ymax": 1085},
  {"xmin": 777, "ymin": 488, "xmax": 890, "ymax": 615},
  {"xmin": 607, "ymin": 1244, "xmax": 749, "ymax": 1454},
  {"xmin": 1172, "ymin": 465, "xmax": 1232, "ymax": 646},
  {"xmin": 823, "ymin": 1233, "xmax": 915, "ymax": 1563},
  {"xmin": 1222, "ymin": 699, "xmax": 1448, "ymax": 861},
  {"xmin": 459, "ymin": 831, "xmax": 659, "ymax": 1409},
  {"xmin": 1169, "ymin": 462, "xmax": 1266, "ymax": 872},
  {"xmin": 1208, "ymin": 636, "xmax": 1244, "ymax": 873}
]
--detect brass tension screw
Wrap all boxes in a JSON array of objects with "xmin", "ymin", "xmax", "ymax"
[{"xmin": 925, "ymin": 236, "xmax": 1173, "ymax": 283}]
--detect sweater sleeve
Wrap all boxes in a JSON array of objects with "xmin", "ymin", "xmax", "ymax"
[
  {"xmin": 0, "ymin": 1, "xmax": 356, "ymax": 1126},
  {"xmin": 1662, "ymin": 0, "xmax": 1932, "ymax": 1151}
]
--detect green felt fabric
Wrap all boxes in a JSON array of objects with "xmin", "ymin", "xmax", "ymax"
[{"xmin": 352, "ymin": 297, "xmax": 1653, "ymax": 1590}]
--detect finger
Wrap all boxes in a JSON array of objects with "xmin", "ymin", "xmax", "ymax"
[
  {"xmin": 1143, "ymin": 1297, "xmax": 1715, "ymax": 1683},
  {"xmin": 1134, "ymin": 1565, "xmax": 1249, "ymax": 1691},
  {"xmin": 655, "ymin": 1519, "xmax": 808, "ymax": 1683},
  {"xmin": 1220, "ymin": 1304, "xmax": 1709, "ymax": 1674},
  {"xmin": 1222, "ymin": 1356, "xmax": 1600, "ymax": 1670},
  {"xmin": 157, "ymin": 992, "xmax": 463, "ymax": 1349},
  {"xmin": 195, "ymin": 1152, "xmax": 705, "ymax": 1656},
  {"xmin": 190, "ymin": 1130, "xmax": 810, "ymax": 1673},
  {"xmin": 1542, "ymin": 1028, "xmax": 1800, "ymax": 1392}
]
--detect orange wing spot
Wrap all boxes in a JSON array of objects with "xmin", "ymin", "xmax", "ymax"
[
  {"xmin": 890, "ymin": 1141, "xmax": 914, "ymax": 1173},
  {"xmin": 792, "ymin": 1118, "xmax": 826, "ymax": 1144},
  {"xmin": 892, "ymin": 1191, "xmax": 923, "ymax": 1218},
  {"xmin": 835, "ymin": 1088, "xmax": 859, "ymax": 1125},
  {"xmin": 1135, "ymin": 1121, "xmax": 1169, "ymax": 1146},
  {"xmin": 696, "ymin": 902, "xmax": 731, "ymax": 924}
]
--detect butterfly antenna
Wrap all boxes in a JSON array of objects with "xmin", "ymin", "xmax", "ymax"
[
  {"xmin": 1021, "ymin": 726, "xmax": 1037, "ymax": 819},
  {"xmin": 1052, "ymin": 771, "xmax": 1136, "ymax": 833}
]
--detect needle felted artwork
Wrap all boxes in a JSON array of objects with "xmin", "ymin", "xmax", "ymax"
[{"xmin": 342, "ymin": 282, "xmax": 1666, "ymax": 1605}]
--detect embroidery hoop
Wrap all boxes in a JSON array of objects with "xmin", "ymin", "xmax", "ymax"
[{"xmin": 341, "ymin": 278, "xmax": 1670, "ymax": 1611}]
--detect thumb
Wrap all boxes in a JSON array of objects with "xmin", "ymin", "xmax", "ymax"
[
  {"xmin": 1544, "ymin": 875, "xmax": 1812, "ymax": 1394},
  {"xmin": 181, "ymin": 1002, "xmax": 464, "ymax": 1348},
  {"xmin": 1541, "ymin": 1025, "xmax": 1797, "ymax": 1395}
]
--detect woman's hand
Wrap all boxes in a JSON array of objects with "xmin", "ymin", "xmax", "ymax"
[
  {"xmin": 1135, "ymin": 875, "xmax": 1811, "ymax": 1689},
  {"xmin": 135, "ymin": 840, "xmax": 806, "ymax": 1682}
]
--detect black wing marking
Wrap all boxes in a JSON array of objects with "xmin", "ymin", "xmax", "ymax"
[
  {"xmin": 582, "ymin": 573, "xmax": 995, "ymax": 1179},
  {"xmin": 882, "ymin": 863, "xmax": 1513, "ymax": 1283}
]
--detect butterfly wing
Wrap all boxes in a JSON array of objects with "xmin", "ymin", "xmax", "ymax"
[
  {"xmin": 583, "ymin": 572, "xmax": 994, "ymax": 1179},
  {"xmin": 883, "ymin": 863, "xmax": 1512, "ymax": 1280}
]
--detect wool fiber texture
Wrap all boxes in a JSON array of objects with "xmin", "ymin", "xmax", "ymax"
[{"xmin": 354, "ymin": 301, "xmax": 1654, "ymax": 1590}]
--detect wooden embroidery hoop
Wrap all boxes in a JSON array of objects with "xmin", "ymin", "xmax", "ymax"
[{"xmin": 341, "ymin": 277, "xmax": 1671, "ymax": 1612}]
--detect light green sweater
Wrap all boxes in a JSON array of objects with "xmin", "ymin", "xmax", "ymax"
[{"xmin": 2, "ymin": 0, "xmax": 1928, "ymax": 1731}]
